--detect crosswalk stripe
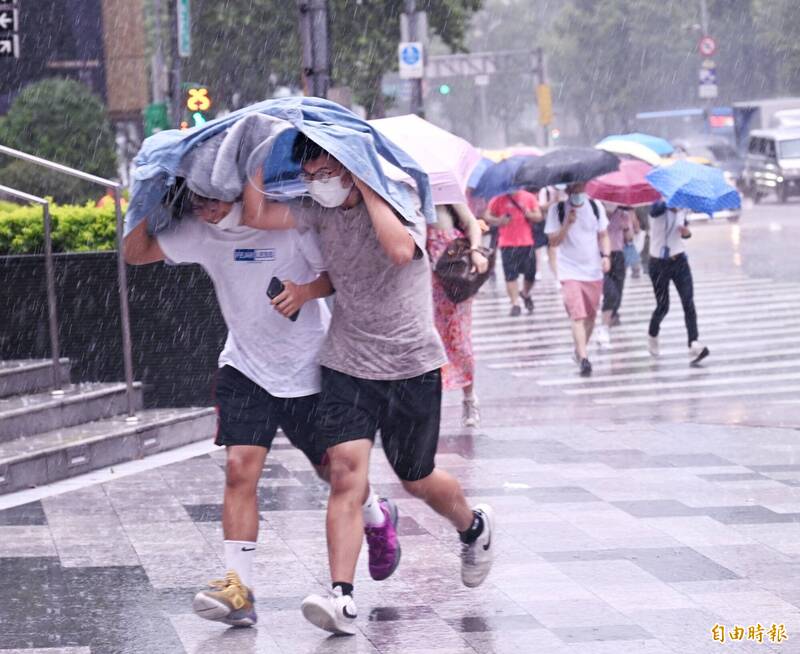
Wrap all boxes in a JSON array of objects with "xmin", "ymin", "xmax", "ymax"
[
  {"xmin": 500, "ymin": 330, "xmax": 800, "ymax": 371},
  {"xmin": 471, "ymin": 278, "xmax": 796, "ymax": 312},
  {"xmin": 593, "ymin": 384, "xmax": 800, "ymax": 406},
  {"xmin": 535, "ymin": 350, "xmax": 800, "ymax": 386},
  {"xmin": 471, "ymin": 298, "xmax": 800, "ymax": 335},
  {"xmin": 564, "ymin": 368, "xmax": 800, "ymax": 396}
]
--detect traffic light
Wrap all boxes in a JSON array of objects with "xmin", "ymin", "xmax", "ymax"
[
  {"xmin": 185, "ymin": 87, "xmax": 212, "ymax": 127},
  {"xmin": 438, "ymin": 84, "xmax": 451, "ymax": 95}
]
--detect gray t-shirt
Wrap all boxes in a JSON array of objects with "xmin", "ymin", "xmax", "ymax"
[{"xmin": 291, "ymin": 196, "xmax": 447, "ymax": 381}]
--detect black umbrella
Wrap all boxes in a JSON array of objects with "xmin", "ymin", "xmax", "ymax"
[{"xmin": 512, "ymin": 147, "xmax": 620, "ymax": 189}]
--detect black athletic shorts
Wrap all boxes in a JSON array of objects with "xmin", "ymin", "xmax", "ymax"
[
  {"xmin": 315, "ymin": 366, "xmax": 442, "ymax": 482},
  {"xmin": 500, "ymin": 245, "xmax": 536, "ymax": 282},
  {"xmin": 213, "ymin": 365, "xmax": 324, "ymax": 465}
]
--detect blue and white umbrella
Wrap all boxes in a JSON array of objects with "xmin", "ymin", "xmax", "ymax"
[
  {"xmin": 645, "ymin": 160, "xmax": 741, "ymax": 214},
  {"xmin": 599, "ymin": 132, "xmax": 674, "ymax": 156}
]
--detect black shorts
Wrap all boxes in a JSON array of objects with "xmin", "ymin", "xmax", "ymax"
[
  {"xmin": 315, "ymin": 367, "xmax": 442, "ymax": 482},
  {"xmin": 501, "ymin": 246, "xmax": 536, "ymax": 282},
  {"xmin": 213, "ymin": 365, "xmax": 324, "ymax": 465}
]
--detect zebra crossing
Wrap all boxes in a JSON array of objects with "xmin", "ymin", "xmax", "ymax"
[{"xmin": 471, "ymin": 272, "xmax": 800, "ymax": 408}]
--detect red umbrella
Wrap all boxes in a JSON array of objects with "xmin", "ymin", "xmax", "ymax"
[{"xmin": 586, "ymin": 159, "xmax": 661, "ymax": 206}]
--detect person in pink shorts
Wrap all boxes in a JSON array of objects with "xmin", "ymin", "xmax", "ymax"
[{"xmin": 544, "ymin": 182, "xmax": 611, "ymax": 376}]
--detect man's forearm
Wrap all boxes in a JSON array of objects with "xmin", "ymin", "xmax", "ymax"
[
  {"xmin": 547, "ymin": 223, "xmax": 571, "ymax": 247},
  {"xmin": 359, "ymin": 183, "xmax": 415, "ymax": 265},
  {"xmin": 599, "ymin": 231, "xmax": 611, "ymax": 256},
  {"xmin": 300, "ymin": 272, "xmax": 334, "ymax": 301}
]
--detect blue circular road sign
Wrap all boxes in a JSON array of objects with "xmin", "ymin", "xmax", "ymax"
[{"xmin": 401, "ymin": 45, "xmax": 421, "ymax": 66}]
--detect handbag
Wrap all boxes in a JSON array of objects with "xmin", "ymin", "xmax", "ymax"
[
  {"xmin": 623, "ymin": 242, "xmax": 641, "ymax": 268},
  {"xmin": 434, "ymin": 207, "xmax": 497, "ymax": 304}
]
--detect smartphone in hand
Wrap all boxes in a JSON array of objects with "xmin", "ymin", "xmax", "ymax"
[{"xmin": 266, "ymin": 276, "xmax": 300, "ymax": 322}]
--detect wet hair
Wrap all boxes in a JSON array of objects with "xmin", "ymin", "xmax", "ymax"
[
  {"xmin": 650, "ymin": 201, "xmax": 667, "ymax": 217},
  {"xmin": 291, "ymin": 132, "xmax": 327, "ymax": 164},
  {"xmin": 163, "ymin": 177, "xmax": 191, "ymax": 220}
]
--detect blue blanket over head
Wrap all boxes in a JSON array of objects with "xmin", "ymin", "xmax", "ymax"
[{"xmin": 124, "ymin": 96, "xmax": 434, "ymax": 235}]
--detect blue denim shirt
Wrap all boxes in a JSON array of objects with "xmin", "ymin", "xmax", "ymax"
[{"xmin": 124, "ymin": 96, "xmax": 434, "ymax": 235}]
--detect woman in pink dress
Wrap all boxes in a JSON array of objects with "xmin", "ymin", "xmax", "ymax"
[{"xmin": 427, "ymin": 204, "xmax": 489, "ymax": 428}]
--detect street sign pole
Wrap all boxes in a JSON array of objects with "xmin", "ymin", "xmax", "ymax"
[
  {"xmin": 297, "ymin": 0, "xmax": 330, "ymax": 98},
  {"xmin": 170, "ymin": 0, "xmax": 186, "ymax": 126},
  {"xmin": 403, "ymin": 0, "xmax": 424, "ymax": 117}
]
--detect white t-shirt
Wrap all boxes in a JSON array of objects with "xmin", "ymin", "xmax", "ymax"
[
  {"xmin": 157, "ymin": 209, "xmax": 330, "ymax": 398},
  {"xmin": 649, "ymin": 208, "xmax": 688, "ymax": 258},
  {"xmin": 544, "ymin": 200, "xmax": 609, "ymax": 281}
]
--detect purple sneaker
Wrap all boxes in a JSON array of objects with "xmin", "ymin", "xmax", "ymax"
[{"xmin": 365, "ymin": 498, "xmax": 401, "ymax": 581}]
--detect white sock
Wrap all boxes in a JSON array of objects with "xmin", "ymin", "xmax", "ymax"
[
  {"xmin": 224, "ymin": 540, "xmax": 256, "ymax": 589},
  {"xmin": 362, "ymin": 489, "xmax": 385, "ymax": 527}
]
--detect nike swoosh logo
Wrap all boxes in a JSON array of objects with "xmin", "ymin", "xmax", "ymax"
[
  {"xmin": 342, "ymin": 605, "xmax": 358, "ymax": 620},
  {"xmin": 241, "ymin": 547, "xmax": 256, "ymax": 552},
  {"xmin": 482, "ymin": 515, "xmax": 491, "ymax": 551}
]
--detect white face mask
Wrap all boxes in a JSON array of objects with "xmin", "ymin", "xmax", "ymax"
[
  {"xmin": 208, "ymin": 202, "xmax": 242, "ymax": 230},
  {"xmin": 307, "ymin": 176, "xmax": 353, "ymax": 208}
]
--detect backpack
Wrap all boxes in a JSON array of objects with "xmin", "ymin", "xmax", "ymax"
[{"xmin": 557, "ymin": 199, "xmax": 600, "ymax": 224}]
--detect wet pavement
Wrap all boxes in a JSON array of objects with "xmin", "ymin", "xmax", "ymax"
[{"xmin": 1, "ymin": 201, "xmax": 799, "ymax": 653}]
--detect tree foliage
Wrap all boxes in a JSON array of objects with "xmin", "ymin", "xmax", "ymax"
[
  {"xmin": 0, "ymin": 78, "xmax": 118, "ymax": 204},
  {"xmin": 185, "ymin": 0, "xmax": 482, "ymax": 116},
  {"xmin": 546, "ymin": 0, "xmax": 694, "ymax": 142}
]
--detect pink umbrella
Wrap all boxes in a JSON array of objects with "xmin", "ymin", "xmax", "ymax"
[
  {"xmin": 586, "ymin": 159, "xmax": 661, "ymax": 206},
  {"xmin": 369, "ymin": 114, "xmax": 482, "ymax": 205}
]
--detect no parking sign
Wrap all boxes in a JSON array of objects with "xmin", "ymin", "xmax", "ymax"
[{"xmin": 699, "ymin": 35, "xmax": 717, "ymax": 57}]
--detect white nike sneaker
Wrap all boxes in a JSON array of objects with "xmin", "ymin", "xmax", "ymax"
[
  {"xmin": 301, "ymin": 587, "xmax": 357, "ymax": 636},
  {"xmin": 460, "ymin": 503, "xmax": 495, "ymax": 588},
  {"xmin": 595, "ymin": 325, "xmax": 611, "ymax": 349},
  {"xmin": 648, "ymin": 336, "xmax": 660, "ymax": 357}
]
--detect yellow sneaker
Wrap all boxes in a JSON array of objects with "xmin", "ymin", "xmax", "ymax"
[{"xmin": 192, "ymin": 570, "xmax": 257, "ymax": 627}]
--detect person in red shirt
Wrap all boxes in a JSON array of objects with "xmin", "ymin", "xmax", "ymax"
[{"xmin": 487, "ymin": 190, "xmax": 542, "ymax": 316}]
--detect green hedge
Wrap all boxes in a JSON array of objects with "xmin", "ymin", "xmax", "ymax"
[{"xmin": 0, "ymin": 201, "xmax": 119, "ymax": 254}]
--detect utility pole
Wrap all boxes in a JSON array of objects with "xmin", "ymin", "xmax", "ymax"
[
  {"xmin": 297, "ymin": 0, "xmax": 330, "ymax": 98},
  {"xmin": 169, "ymin": 1, "xmax": 183, "ymax": 126},
  {"xmin": 151, "ymin": 0, "xmax": 167, "ymax": 104},
  {"xmin": 403, "ymin": 0, "xmax": 424, "ymax": 116}
]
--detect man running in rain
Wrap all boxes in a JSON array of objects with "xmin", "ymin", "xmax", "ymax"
[
  {"xmin": 545, "ymin": 182, "xmax": 612, "ymax": 376},
  {"xmin": 646, "ymin": 201, "xmax": 710, "ymax": 364},
  {"xmin": 123, "ymin": 181, "xmax": 402, "ymax": 627},
  {"xmin": 243, "ymin": 133, "xmax": 495, "ymax": 636}
]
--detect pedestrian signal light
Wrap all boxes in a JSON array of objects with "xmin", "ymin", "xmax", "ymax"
[
  {"xmin": 438, "ymin": 84, "xmax": 451, "ymax": 95},
  {"xmin": 551, "ymin": 128, "xmax": 561, "ymax": 141},
  {"xmin": 186, "ymin": 87, "xmax": 211, "ymax": 112},
  {"xmin": 192, "ymin": 111, "xmax": 207, "ymax": 127}
]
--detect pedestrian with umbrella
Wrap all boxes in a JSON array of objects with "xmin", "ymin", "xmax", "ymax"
[
  {"xmin": 587, "ymin": 159, "xmax": 661, "ymax": 346},
  {"xmin": 520, "ymin": 148, "xmax": 619, "ymax": 376},
  {"xmin": 643, "ymin": 160, "xmax": 740, "ymax": 364}
]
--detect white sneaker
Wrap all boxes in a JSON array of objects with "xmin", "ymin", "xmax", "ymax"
[
  {"xmin": 301, "ymin": 587, "xmax": 357, "ymax": 636},
  {"xmin": 462, "ymin": 397, "xmax": 480, "ymax": 428},
  {"xmin": 460, "ymin": 504, "xmax": 494, "ymax": 588},
  {"xmin": 689, "ymin": 341, "xmax": 710, "ymax": 365},
  {"xmin": 595, "ymin": 325, "xmax": 610, "ymax": 349},
  {"xmin": 648, "ymin": 336, "xmax": 660, "ymax": 357}
]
